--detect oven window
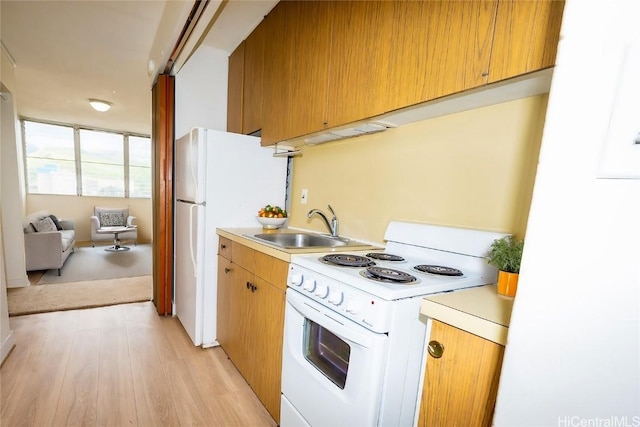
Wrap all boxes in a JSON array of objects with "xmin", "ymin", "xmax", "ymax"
[{"xmin": 303, "ymin": 319, "xmax": 350, "ymax": 389}]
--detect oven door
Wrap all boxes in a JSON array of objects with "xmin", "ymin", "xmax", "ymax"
[{"xmin": 281, "ymin": 289, "xmax": 389, "ymax": 427}]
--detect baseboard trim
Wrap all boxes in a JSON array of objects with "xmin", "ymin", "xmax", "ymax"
[
  {"xmin": 0, "ymin": 330, "xmax": 15, "ymax": 367},
  {"xmin": 7, "ymin": 275, "xmax": 30, "ymax": 288}
]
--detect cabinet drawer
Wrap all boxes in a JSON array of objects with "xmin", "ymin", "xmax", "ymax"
[
  {"xmin": 254, "ymin": 251, "xmax": 288, "ymax": 291},
  {"xmin": 232, "ymin": 242, "xmax": 255, "ymax": 272},
  {"xmin": 218, "ymin": 237, "xmax": 232, "ymax": 260}
]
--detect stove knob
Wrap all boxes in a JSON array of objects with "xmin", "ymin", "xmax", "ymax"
[
  {"xmin": 303, "ymin": 279, "xmax": 316, "ymax": 292},
  {"xmin": 289, "ymin": 273, "xmax": 303, "ymax": 287},
  {"xmin": 346, "ymin": 301, "xmax": 361, "ymax": 315},
  {"xmin": 314, "ymin": 283, "xmax": 329, "ymax": 299},
  {"xmin": 328, "ymin": 291, "xmax": 343, "ymax": 305}
]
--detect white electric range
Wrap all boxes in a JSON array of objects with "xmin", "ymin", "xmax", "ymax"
[{"xmin": 281, "ymin": 221, "xmax": 508, "ymax": 427}]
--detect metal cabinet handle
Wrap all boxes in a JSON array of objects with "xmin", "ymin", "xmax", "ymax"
[
  {"xmin": 428, "ymin": 340, "xmax": 444, "ymax": 359},
  {"xmin": 224, "ymin": 267, "xmax": 231, "ymax": 274},
  {"xmin": 246, "ymin": 282, "xmax": 251, "ymax": 290}
]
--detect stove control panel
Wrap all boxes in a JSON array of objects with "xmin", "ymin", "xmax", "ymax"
[{"xmin": 287, "ymin": 264, "xmax": 393, "ymax": 333}]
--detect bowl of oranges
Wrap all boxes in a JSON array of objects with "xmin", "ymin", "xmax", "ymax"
[{"xmin": 257, "ymin": 205, "xmax": 287, "ymax": 229}]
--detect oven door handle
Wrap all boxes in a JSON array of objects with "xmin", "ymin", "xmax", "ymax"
[{"xmin": 286, "ymin": 291, "xmax": 386, "ymax": 349}]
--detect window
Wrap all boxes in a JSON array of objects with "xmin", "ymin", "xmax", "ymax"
[
  {"xmin": 80, "ymin": 129, "xmax": 125, "ymax": 197},
  {"xmin": 22, "ymin": 119, "xmax": 151, "ymax": 198},
  {"xmin": 23, "ymin": 121, "xmax": 77, "ymax": 195},
  {"xmin": 128, "ymin": 136, "xmax": 152, "ymax": 198}
]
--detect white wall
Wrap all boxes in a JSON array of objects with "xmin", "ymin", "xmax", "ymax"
[
  {"xmin": 0, "ymin": 216, "xmax": 15, "ymax": 365},
  {"xmin": 493, "ymin": 1, "xmax": 640, "ymax": 424},
  {"xmin": 174, "ymin": 44, "xmax": 229, "ymax": 139},
  {"xmin": 1, "ymin": 52, "xmax": 29, "ymax": 288},
  {"xmin": 0, "ymin": 86, "xmax": 16, "ymax": 363},
  {"xmin": 1, "ymin": 24, "xmax": 16, "ymax": 357}
]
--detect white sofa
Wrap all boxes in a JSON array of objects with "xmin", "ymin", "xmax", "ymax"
[
  {"xmin": 90, "ymin": 206, "xmax": 137, "ymax": 247},
  {"xmin": 23, "ymin": 210, "xmax": 76, "ymax": 276}
]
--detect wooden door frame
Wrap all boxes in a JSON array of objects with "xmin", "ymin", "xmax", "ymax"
[{"xmin": 151, "ymin": 74, "xmax": 174, "ymax": 315}]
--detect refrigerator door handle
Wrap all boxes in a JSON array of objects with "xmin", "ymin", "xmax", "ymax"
[
  {"xmin": 189, "ymin": 128, "xmax": 199, "ymax": 201},
  {"xmin": 189, "ymin": 203, "xmax": 198, "ymax": 278}
]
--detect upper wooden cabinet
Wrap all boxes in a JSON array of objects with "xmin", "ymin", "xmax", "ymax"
[
  {"xmin": 242, "ymin": 19, "xmax": 266, "ymax": 135},
  {"xmin": 261, "ymin": 1, "xmax": 332, "ymax": 146},
  {"xmin": 230, "ymin": 0, "xmax": 564, "ymax": 145},
  {"xmin": 227, "ymin": 41, "xmax": 244, "ymax": 134},
  {"xmin": 488, "ymin": 0, "xmax": 565, "ymax": 83},
  {"xmin": 326, "ymin": 1, "xmax": 393, "ymax": 129},
  {"xmin": 386, "ymin": 0, "xmax": 497, "ymax": 111},
  {"xmin": 261, "ymin": 3, "xmax": 290, "ymax": 145},
  {"xmin": 227, "ymin": 20, "xmax": 267, "ymax": 135}
]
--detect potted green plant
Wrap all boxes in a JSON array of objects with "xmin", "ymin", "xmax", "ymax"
[{"xmin": 486, "ymin": 235, "xmax": 524, "ymax": 297}]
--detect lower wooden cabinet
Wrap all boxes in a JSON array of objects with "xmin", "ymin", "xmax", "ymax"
[
  {"xmin": 217, "ymin": 238, "xmax": 288, "ymax": 423},
  {"xmin": 418, "ymin": 320, "xmax": 505, "ymax": 427}
]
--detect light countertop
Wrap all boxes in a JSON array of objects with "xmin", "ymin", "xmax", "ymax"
[
  {"xmin": 216, "ymin": 227, "xmax": 381, "ymax": 263},
  {"xmin": 420, "ymin": 285, "xmax": 515, "ymax": 346}
]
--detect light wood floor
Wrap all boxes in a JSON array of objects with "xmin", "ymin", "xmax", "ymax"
[{"xmin": 0, "ymin": 302, "xmax": 277, "ymax": 427}]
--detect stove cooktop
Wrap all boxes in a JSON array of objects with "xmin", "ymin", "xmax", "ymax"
[
  {"xmin": 292, "ymin": 251, "xmax": 493, "ymax": 301},
  {"xmin": 289, "ymin": 221, "xmax": 508, "ymax": 301}
]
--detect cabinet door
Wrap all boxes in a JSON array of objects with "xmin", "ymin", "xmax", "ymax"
[
  {"xmin": 286, "ymin": 1, "xmax": 331, "ymax": 140},
  {"xmin": 227, "ymin": 41, "xmax": 245, "ymax": 134},
  {"xmin": 261, "ymin": 1, "xmax": 332, "ymax": 145},
  {"xmin": 224, "ymin": 264, "xmax": 254, "ymax": 382},
  {"xmin": 261, "ymin": 3, "xmax": 291, "ymax": 146},
  {"xmin": 242, "ymin": 19, "xmax": 266, "ymax": 135},
  {"xmin": 248, "ymin": 276, "xmax": 286, "ymax": 423},
  {"xmin": 326, "ymin": 1, "xmax": 393, "ymax": 128},
  {"xmin": 418, "ymin": 320, "xmax": 504, "ymax": 427},
  {"xmin": 386, "ymin": 0, "xmax": 497, "ymax": 111},
  {"xmin": 488, "ymin": 0, "xmax": 565, "ymax": 83},
  {"xmin": 216, "ymin": 255, "xmax": 233, "ymax": 350}
]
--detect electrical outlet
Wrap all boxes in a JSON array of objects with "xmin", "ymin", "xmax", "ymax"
[{"xmin": 301, "ymin": 189, "xmax": 308, "ymax": 205}]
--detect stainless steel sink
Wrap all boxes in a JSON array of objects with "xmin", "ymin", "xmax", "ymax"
[{"xmin": 251, "ymin": 233, "xmax": 356, "ymax": 248}]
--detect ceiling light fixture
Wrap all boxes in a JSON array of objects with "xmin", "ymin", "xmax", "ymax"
[{"xmin": 88, "ymin": 99, "xmax": 112, "ymax": 112}]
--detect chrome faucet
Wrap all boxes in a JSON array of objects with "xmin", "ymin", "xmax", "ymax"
[{"xmin": 307, "ymin": 205, "xmax": 339, "ymax": 238}]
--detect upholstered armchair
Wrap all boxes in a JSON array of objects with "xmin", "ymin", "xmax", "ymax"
[{"xmin": 90, "ymin": 207, "xmax": 137, "ymax": 247}]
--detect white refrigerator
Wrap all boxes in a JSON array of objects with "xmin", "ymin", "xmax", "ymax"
[{"xmin": 174, "ymin": 127, "xmax": 287, "ymax": 347}]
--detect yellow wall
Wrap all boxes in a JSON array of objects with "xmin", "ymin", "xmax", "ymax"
[
  {"xmin": 288, "ymin": 95, "xmax": 548, "ymax": 244},
  {"xmin": 26, "ymin": 195, "xmax": 152, "ymax": 245}
]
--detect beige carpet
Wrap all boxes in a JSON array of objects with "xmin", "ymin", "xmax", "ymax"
[{"xmin": 7, "ymin": 275, "xmax": 152, "ymax": 316}]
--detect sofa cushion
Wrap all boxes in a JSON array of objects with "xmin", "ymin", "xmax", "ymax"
[
  {"xmin": 23, "ymin": 210, "xmax": 49, "ymax": 232},
  {"xmin": 60, "ymin": 229, "xmax": 75, "ymax": 240},
  {"xmin": 48, "ymin": 214, "xmax": 63, "ymax": 231},
  {"xmin": 60, "ymin": 230, "xmax": 75, "ymax": 252},
  {"xmin": 32, "ymin": 216, "xmax": 58, "ymax": 232},
  {"xmin": 99, "ymin": 211, "xmax": 125, "ymax": 226}
]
